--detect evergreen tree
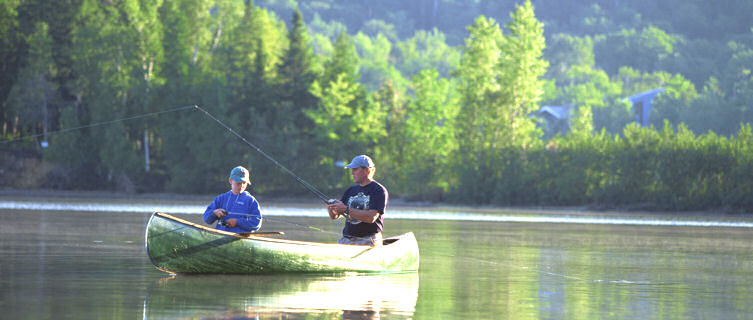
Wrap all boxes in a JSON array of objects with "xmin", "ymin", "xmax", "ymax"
[
  {"xmin": 277, "ymin": 9, "xmax": 317, "ymax": 114},
  {"xmin": 265, "ymin": 8, "xmax": 320, "ymax": 193},
  {"xmin": 320, "ymin": 31, "xmax": 360, "ymax": 88},
  {"xmin": 307, "ymin": 30, "xmax": 390, "ymax": 188}
]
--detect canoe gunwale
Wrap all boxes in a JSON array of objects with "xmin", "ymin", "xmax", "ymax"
[
  {"xmin": 150, "ymin": 211, "xmax": 410, "ymax": 248},
  {"xmin": 150, "ymin": 211, "xmax": 412, "ymax": 248}
]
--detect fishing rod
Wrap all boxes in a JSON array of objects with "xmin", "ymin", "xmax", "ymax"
[
  {"xmin": 193, "ymin": 105, "xmax": 356, "ymax": 223},
  {"xmin": 193, "ymin": 105, "xmax": 333, "ymax": 204},
  {"xmin": 0, "ymin": 105, "xmax": 196, "ymax": 144}
]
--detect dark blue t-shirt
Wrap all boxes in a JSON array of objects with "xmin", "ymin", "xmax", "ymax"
[{"xmin": 340, "ymin": 181, "xmax": 388, "ymax": 237}]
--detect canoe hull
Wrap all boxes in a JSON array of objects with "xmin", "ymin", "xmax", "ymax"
[{"xmin": 145, "ymin": 212, "xmax": 419, "ymax": 274}]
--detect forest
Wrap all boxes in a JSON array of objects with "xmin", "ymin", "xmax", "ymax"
[{"xmin": 1, "ymin": 0, "xmax": 753, "ymax": 211}]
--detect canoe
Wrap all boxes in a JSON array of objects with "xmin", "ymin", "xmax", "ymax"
[{"xmin": 145, "ymin": 212, "xmax": 420, "ymax": 274}]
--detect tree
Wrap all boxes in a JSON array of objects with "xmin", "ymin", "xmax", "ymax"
[
  {"xmin": 683, "ymin": 77, "xmax": 735, "ymax": 136},
  {"xmin": 560, "ymin": 65, "xmax": 624, "ymax": 134},
  {"xmin": 452, "ymin": 1, "xmax": 547, "ymax": 203},
  {"xmin": 594, "ymin": 26, "xmax": 678, "ymax": 75},
  {"xmin": 352, "ymin": 32, "xmax": 407, "ymax": 92},
  {"xmin": 307, "ymin": 30, "xmax": 386, "ymax": 187},
  {"xmin": 452, "ymin": 15, "xmax": 504, "ymax": 202},
  {"xmin": 1, "ymin": 0, "xmax": 23, "ymax": 137},
  {"xmin": 372, "ymin": 79, "xmax": 406, "ymax": 191},
  {"xmin": 320, "ymin": 31, "xmax": 360, "ymax": 89},
  {"xmin": 5, "ymin": 22, "xmax": 58, "ymax": 146},
  {"xmin": 58, "ymin": 0, "xmax": 166, "ymax": 191},
  {"xmin": 497, "ymin": 0, "xmax": 547, "ymax": 148},
  {"xmin": 395, "ymin": 28, "xmax": 460, "ymax": 78},
  {"xmin": 399, "ymin": 69, "xmax": 459, "ymax": 196},
  {"xmin": 544, "ymin": 33, "xmax": 594, "ymax": 84},
  {"xmin": 259, "ymin": 8, "xmax": 321, "ymax": 193}
]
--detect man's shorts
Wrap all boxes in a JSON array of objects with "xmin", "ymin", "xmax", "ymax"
[{"xmin": 338, "ymin": 233, "xmax": 382, "ymax": 246}]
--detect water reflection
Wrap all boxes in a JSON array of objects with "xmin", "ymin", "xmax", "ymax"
[{"xmin": 143, "ymin": 273, "xmax": 418, "ymax": 319}]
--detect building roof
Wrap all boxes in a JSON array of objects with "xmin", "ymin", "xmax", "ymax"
[
  {"xmin": 536, "ymin": 105, "xmax": 571, "ymax": 120},
  {"xmin": 628, "ymin": 88, "xmax": 664, "ymax": 103}
]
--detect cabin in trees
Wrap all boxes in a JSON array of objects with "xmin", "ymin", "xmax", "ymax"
[
  {"xmin": 533, "ymin": 104, "xmax": 572, "ymax": 137},
  {"xmin": 628, "ymin": 88, "xmax": 664, "ymax": 127}
]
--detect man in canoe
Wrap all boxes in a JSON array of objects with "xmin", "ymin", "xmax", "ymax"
[
  {"xmin": 203, "ymin": 166, "xmax": 263, "ymax": 233},
  {"xmin": 327, "ymin": 155, "xmax": 388, "ymax": 246}
]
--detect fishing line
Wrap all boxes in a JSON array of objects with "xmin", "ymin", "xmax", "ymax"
[
  {"xmin": 461, "ymin": 255, "xmax": 591, "ymax": 282},
  {"xmin": 193, "ymin": 105, "xmax": 333, "ymax": 204},
  {"xmin": 440, "ymin": 253, "xmax": 645, "ymax": 284},
  {"xmin": 195, "ymin": 105, "xmax": 353, "ymax": 233},
  {"xmin": 264, "ymin": 216, "xmax": 342, "ymax": 236},
  {"xmin": 0, "ymin": 105, "xmax": 196, "ymax": 144}
]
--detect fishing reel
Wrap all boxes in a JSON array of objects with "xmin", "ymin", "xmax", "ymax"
[
  {"xmin": 326, "ymin": 199, "xmax": 352, "ymax": 222},
  {"xmin": 218, "ymin": 209, "xmax": 230, "ymax": 227}
]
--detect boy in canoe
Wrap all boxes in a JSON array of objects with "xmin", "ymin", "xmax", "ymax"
[
  {"xmin": 327, "ymin": 155, "xmax": 388, "ymax": 246},
  {"xmin": 203, "ymin": 166, "xmax": 263, "ymax": 233}
]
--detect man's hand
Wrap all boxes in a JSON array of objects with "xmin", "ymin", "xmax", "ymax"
[
  {"xmin": 224, "ymin": 218, "xmax": 238, "ymax": 228},
  {"xmin": 213, "ymin": 209, "xmax": 227, "ymax": 218},
  {"xmin": 327, "ymin": 200, "xmax": 345, "ymax": 220}
]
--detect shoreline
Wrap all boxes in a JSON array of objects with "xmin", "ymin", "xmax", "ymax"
[{"xmin": 2, "ymin": 188, "xmax": 749, "ymax": 219}]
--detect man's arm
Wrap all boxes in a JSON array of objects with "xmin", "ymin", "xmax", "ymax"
[
  {"xmin": 347, "ymin": 208, "xmax": 380, "ymax": 224},
  {"xmin": 203, "ymin": 196, "xmax": 224, "ymax": 224}
]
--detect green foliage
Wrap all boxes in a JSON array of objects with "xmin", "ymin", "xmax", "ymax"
[
  {"xmin": 5, "ymin": 21, "xmax": 58, "ymax": 138},
  {"xmin": 395, "ymin": 29, "xmax": 460, "ymax": 78},
  {"xmin": 392, "ymin": 69, "xmax": 459, "ymax": 197},
  {"xmin": 595, "ymin": 26, "xmax": 679, "ymax": 75},
  {"xmin": 0, "ymin": 0, "xmax": 22, "ymax": 134},
  {"xmin": 307, "ymin": 30, "xmax": 385, "ymax": 188},
  {"xmin": 453, "ymin": 15, "xmax": 505, "ymax": 202},
  {"xmin": 452, "ymin": 1, "xmax": 548, "ymax": 203},
  {"xmin": 544, "ymin": 33, "xmax": 594, "ymax": 83},
  {"xmin": 352, "ymin": 32, "xmax": 407, "ymax": 92},
  {"xmin": 5, "ymin": 0, "xmax": 753, "ymax": 212}
]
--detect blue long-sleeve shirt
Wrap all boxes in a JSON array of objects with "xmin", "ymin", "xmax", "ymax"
[{"xmin": 203, "ymin": 190, "xmax": 262, "ymax": 233}]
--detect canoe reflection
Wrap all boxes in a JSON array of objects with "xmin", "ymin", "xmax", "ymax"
[{"xmin": 143, "ymin": 272, "xmax": 418, "ymax": 319}]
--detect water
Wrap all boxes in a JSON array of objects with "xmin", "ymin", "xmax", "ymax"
[{"xmin": 1, "ymin": 197, "xmax": 752, "ymax": 319}]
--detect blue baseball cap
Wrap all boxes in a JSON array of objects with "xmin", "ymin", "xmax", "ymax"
[
  {"xmin": 345, "ymin": 155, "xmax": 375, "ymax": 168},
  {"xmin": 229, "ymin": 166, "xmax": 251, "ymax": 184}
]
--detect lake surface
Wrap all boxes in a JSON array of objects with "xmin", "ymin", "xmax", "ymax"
[{"xmin": 1, "ymin": 197, "xmax": 752, "ymax": 319}]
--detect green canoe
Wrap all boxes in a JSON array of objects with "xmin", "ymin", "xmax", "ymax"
[{"xmin": 145, "ymin": 212, "xmax": 420, "ymax": 274}]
